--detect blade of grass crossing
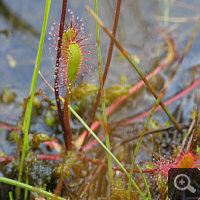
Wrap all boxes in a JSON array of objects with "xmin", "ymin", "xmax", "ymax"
[
  {"xmin": 94, "ymin": 0, "xmax": 114, "ymax": 186},
  {"xmin": 17, "ymin": 0, "xmax": 51, "ymax": 199},
  {"xmin": 0, "ymin": 176, "xmax": 65, "ymax": 200}
]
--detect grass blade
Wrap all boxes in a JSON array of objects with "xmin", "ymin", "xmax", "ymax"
[
  {"xmin": 94, "ymin": 0, "xmax": 113, "ymax": 187},
  {"xmin": 0, "ymin": 176, "xmax": 65, "ymax": 200},
  {"xmin": 17, "ymin": 0, "xmax": 51, "ymax": 198},
  {"xmin": 137, "ymin": 165, "xmax": 152, "ymax": 200}
]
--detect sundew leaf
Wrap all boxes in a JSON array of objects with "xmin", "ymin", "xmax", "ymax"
[{"xmin": 67, "ymin": 43, "xmax": 82, "ymax": 87}]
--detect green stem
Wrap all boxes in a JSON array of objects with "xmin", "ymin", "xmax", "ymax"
[
  {"xmin": 164, "ymin": 0, "xmax": 169, "ymax": 26},
  {"xmin": 94, "ymin": 0, "xmax": 113, "ymax": 186},
  {"xmin": 17, "ymin": 0, "xmax": 51, "ymax": 199},
  {"xmin": 9, "ymin": 192, "xmax": 13, "ymax": 200},
  {"xmin": 0, "ymin": 176, "xmax": 65, "ymax": 200},
  {"xmin": 137, "ymin": 165, "xmax": 152, "ymax": 200},
  {"xmin": 128, "ymin": 98, "xmax": 159, "ymax": 197}
]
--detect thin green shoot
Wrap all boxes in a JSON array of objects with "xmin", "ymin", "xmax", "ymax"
[
  {"xmin": 9, "ymin": 191, "xmax": 13, "ymax": 200},
  {"xmin": 137, "ymin": 164, "xmax": 152, "ymax": 200},
  {"xmin": 164, "ymin": 0, "xmax": 169, "ymax": 26},
  {"xmin": 94, "ymin": 0, "xmax": 113, "ymax": 186},
  {"xmin": 24, "ymin": 167, "xmax": 29, "ymax": 200},
  {"xmin": 128, "ymin": 102, "xmax": 156, "ymax": 196},
  {"xmin": 0, "ymin": 176, "xmax": 65, "ymax": 200},
  {"xmin": 17, "ymin": 0, "xmax": 51, "ymax": 199}
]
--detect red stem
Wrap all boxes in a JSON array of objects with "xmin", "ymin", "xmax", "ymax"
[
  {"xmin": 54, "ymin": 0, "xmax": 69, "ymax": 150},
  {"xmin": 64, "ymin": 91, "xmax": 72, "ymax": 150}
]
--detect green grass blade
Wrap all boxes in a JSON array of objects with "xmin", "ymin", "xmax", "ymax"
[
  {"xmin": 94, "ymin": 0, "xmax": 113, "ymax": 186},
  {"xmin": 137, "ymin": 165, "xmax": 152, "ymax": 200},
  {"xmin": 9, "ymin": 191, "xmax": 13, "ymax": 200},
  {"xmin": 164, "ymin": 0, "xmax": 169, "ymax": 26},
  {"xmin": 0, "ymin": 176, "xmax": 65, "ymax": 200},
  {"xmin": 17, "ymin": 0, "xmax": 51, "ymax": 198}
]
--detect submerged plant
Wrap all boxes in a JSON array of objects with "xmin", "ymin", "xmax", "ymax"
[{"xmin": 49, "ymin": 9, "xmax": 95, "ymax": 150}]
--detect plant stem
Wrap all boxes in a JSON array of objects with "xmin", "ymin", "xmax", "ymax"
[
  {"xmin": 92, "ymin": 0, "xmax": 121, "ymax": 120},
  {"xmin": 54, "ymin": 0, "xmax": 69, "ymax": 150},
  {"xmin": 9, "ymin": 192, "xmax": 13, "ymax": 200},
  {"xmin": 64, "ymin": 90, "xmax": 72, "ymax": 150},
  {"xmin": 17, "ymin": 0, "xmax": 51, "ymax": 199},
  {"xmin": 164, "ymin": 0, "xmax": 169, "ymax": 26},
  {"xmin": 137, "ymin": 165, "xmax": 152, "ymax": 200},
  {"xmin": 0, "ymin": 176, "xmax": 65, "ymax": 200},
  {"xmin": 94, "ymin": 0, "xmax": 113, "ymax": 186}
]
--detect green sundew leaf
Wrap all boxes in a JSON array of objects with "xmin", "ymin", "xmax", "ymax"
[{"xmin": 67, "ymin": 43, "xmax": 81, "ymax": 86}]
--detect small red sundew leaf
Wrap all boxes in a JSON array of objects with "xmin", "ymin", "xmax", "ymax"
[
  {"xmin": 49, "ymin": 9, "xmax": 96, "ymax": 92},
  {"xmin": 151, "ymin": 151, "xmax": 200, "ymax": 179}
]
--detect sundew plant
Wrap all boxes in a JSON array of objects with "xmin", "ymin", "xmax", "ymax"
[
  {"xmin": 0, "ymin": 0, "xmax": 200, "ymax": 200},
  {"xmin": 49, "ymin": 9, "xmax": 94, "ymax": 150}
]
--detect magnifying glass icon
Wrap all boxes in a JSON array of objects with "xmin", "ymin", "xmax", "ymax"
[{"xmin": 174, "ymin": 174, "xmax": 196, "ymax": 193}]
